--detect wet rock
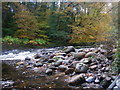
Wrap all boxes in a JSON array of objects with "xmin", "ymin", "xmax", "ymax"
[
  {"xmin": 55, "ymin": 53, "xmax": 66, "ymax": 56},
  {"xmin": 68, "ymin": 74, "xmax": 85, "ymax": 86},
  {"xmin": 47, "ymin": 59, "xmax": 55, "ymax": 63},
  {"xmin": 85, "ymin": 52, "xmax": 96, "ymax": 58},
  {"xmin": 54, "ymin": 60, "xmax": 63, "ymax": 67},
  {"xmin": 80, "ymin": 58, "xmax": 91, "ymax": 64},
  {"xmin": 86, "ymin": 76, "xmax": 95, "ymax": 83},
  {"xmin": 89, "ymin": 65, "xmax": 97, "ymax": 69},
  {"xmin": 68, "ymin": 61, "xmax": 80, "ymax": 68},
  {"xmin": 34, "ymin": 54, "xmax": 41, "ymax": 59},
  {"xmin": 34, "ymin": 63, "xmax": 43, "ymax": 67},
  {"xmin": 113, "ymin": 86, "xmax": 119, "ymax": 90},
  {"xmin": 26, "ymin": 65, "xmax": 33, "ymax": 68},
  {"xmin": 58, "ymin": 65, "xmax": 67, "ymax": 72},
  {"xmin": 49, "ymin": 66, "xmax": 57, "ymax": 70},
  {"xmin": 100, "ymin": 49, "xmax": 108, "ymax": 55},
  {"xmin": 16, "ymin": 61, "xmax": 24, "ymax": 65},
  {"xmin": 75, "ymin": 63, "xmax": 88, "ymax": 73},
  {"xmin": 73, "ymin": 52, "xmax": 86, "ymax": 59},
  {"xmin": 64, "ymin": 46, "xmax": 75, "ymax": 54},
  {"xmin": 94, "ymin": 78, "xmax": 100, "ymax": 84},
  {"xmin": 25, "ymin": 57, "xmax": 31, "ymax": 61},
  {"xmin": 45, "ymin": 68, "xmax": 53, "ymax": 75},
  {"xmin": 116, "ymin": 79, "xmax": 120, "ymax": 88},
  {"xmin": 65, "ymin": 68, "xmax": 74, "ymax": 75}
]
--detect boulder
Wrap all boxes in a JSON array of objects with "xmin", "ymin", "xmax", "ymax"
[
  {"xmin": 73, "ymin": 52, "xmax": 86, "ymax": 59},
  {"xmin": 75, "ymin": 63, "xmax": 88, "ymax": 73},
  {"xmin": 68, "ymin": 74, "xmax": 85, "ymax": 86},
  {"xmin": 85, "ymin": 52, "xmax": 96, "ymax": 58},
  {"xmin": 65, "ymin": 68, "xmax": 74, "ymax": 75},
  {"xmin": 58, "ymin": 65, "xmax": 67, "ymax": 72},
  {"xmin": 64, "ymin": 46, "xmax": 75, "ymax": 54}
]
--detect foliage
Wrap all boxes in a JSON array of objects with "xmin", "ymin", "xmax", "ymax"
[
  {"xmin": 2, "ymin": 36, "xmax": 47, "ymax": 45},
  {"xmin": 69, "ymin": 3, "xmax": 112, "ymax": 44},
  {"xmin": 111, "ymin": 39, "xmax": 120, "ymax": 75},
  {"xmin": 13, "ymin": 3, "xmax": 40, "ymax": 39}
]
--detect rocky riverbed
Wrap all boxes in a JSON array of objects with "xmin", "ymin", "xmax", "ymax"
[{"xmin": 2, "ymin": 45, "xmax": 120, "ymax": 89}]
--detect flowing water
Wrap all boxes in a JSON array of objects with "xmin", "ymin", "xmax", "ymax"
[{"xmin": 1, "ymin": 47, "xmax": 75, "ymax": 89}]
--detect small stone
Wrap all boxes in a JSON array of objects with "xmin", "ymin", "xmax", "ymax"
[
  {"xmin": 116, "ymin": 79, "xmax": 120, "ymax": 88},
  {"xmin": 49, "ymin": 66, "xmax": 57, "ymax": 70},
  {"xmin": 47, "ymin": 59, "xmax": 55, "ymax": 63},
  {"xmin": 89, "ymin": 65, "xmax": 97, "ymax": 69},
  {"xmin": 65, "ymin": 68, "xmax": 74, "ymax": 75},
  {"xmin": 68, "ymin": 74, "xmax": 85, "ymax": 86},
  {"xmin": 95, "ymin": 78, "xmax": 100, "ymax": 84},
  {"xmin": 113, "ymin": 86, "xmax": 119, "ymax": 90},
  {"xmin": 45, "ymin": 69, "xmax": 53, "ymax": 75},
  {"xmin": 34, "ymin": 54, "xmax": 41, "ymax": 59},
  {"xmin": 80, "ymin": 58, "xmax": 91, "ymax": 64},
  {"xmin": 58, "ymin": 65, "xmax": 67, "ymax": 72},
  {"xmin": 16, "ymin": 61, "xmax": 24, "ymax": 65},
  {"xmin": 54, "ymin": 60, "xmax": 63, "ymax": 67},
  {"xmin": 64, "ymin": 46, "xmax": 75, "ymax": 54},
  {"xmin": 85, "ymin": 52, "xmax": 96, "ymax": 58},
  {"xmin": 25, "ymin": 57, "xmax": 31, "ymax": 61},
  {"xmin": 73, "ymin": 52, "xmax": 86, "ymax": 59},
  {"xmin": 86, "ymin": 76, "xmax": 95, "ymax": 83},
  {"xmin": 34, "ymin": 63, "xmax": 43, "ymax": 67}
]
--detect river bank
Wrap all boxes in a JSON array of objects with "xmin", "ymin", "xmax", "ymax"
[{"xmin": 1, "ymin": 45, "xmax": 120, "ymax": 89}]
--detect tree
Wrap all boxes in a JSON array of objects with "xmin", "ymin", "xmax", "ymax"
[
  {"xmin": 13, "ymin": 3, "xmax": 39, "ymax": 39},
  {"xmin": 69, "ymin": 2, "xmax": 112, "ymax": 44}
]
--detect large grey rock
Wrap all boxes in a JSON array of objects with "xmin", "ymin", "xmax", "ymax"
[
  {"xmin": 68, "ymin": 74, "xmax": 85, "ymax": 86},
  {"xmin": 75, "ymin": 63, "xmax": 88, "ymax": 73},
  {"xmin": 64, "ymin": 46, "xmax": 75, "ymax": 54},
  {"xmin": 85, "ymin": 52, "xmax": 96, "ymax": 58},
  {"xmin": 73, "ymin": 52, "xmax": 86, "ymax": 59}
]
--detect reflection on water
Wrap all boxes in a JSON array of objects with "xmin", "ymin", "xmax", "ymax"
[{"xmin": 2, "ymin": 62, "xmax": 70, "ymax": 89}]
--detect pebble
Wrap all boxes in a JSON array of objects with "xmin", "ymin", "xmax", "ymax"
[{"xmin": 86, "ymin": 76, "xmax": 95, "ymax": 83}]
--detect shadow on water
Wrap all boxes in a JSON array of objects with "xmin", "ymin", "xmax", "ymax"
[{"xmin": 2, "ymin": 62, "xmax": 70, "ymax": 89}]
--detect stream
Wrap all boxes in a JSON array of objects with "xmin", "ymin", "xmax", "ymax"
[{"xmin": 1, "ymin": 45, "xmax": 119, "ymax": 89}]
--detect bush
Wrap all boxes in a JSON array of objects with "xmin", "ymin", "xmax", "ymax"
[
  {"xmin": 2, "ymin": 36, "xmax": 48, "ymax": 45},
  {"xmin": 111, "ymin": 39, "xmax": 120, "ymax": 75}
]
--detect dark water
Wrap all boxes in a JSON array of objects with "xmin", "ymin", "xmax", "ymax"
[{"xmin": 2, "ymin": 62, "xmax": 70, "ymax": 89}]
